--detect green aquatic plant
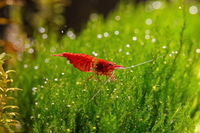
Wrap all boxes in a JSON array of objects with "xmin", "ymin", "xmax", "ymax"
[{"xmin": 0, "ymin": 53, "xmax": 22, "ymax": 133}]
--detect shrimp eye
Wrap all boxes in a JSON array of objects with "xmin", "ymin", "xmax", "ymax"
[{"xmin": 109, "ymin": 63, "xmax": 113, "ymax": 65}]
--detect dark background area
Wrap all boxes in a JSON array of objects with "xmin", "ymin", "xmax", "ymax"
[{"xmin": 0, "ymin": 0, "xmax": 147, "ymax": 39}]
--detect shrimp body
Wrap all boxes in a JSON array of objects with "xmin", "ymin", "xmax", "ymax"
[{"xmin": 52, "ymin": 52, "xmax": 124, "ymax": 79}]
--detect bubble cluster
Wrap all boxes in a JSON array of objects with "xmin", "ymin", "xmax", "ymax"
[
  {"xmin": 92, "ymin": 51, "xmax": 98, "ymax": 56},
  {"xmin": 67, "ymin": 31, "xmax": 76, "ymax": 39},
  {"xmin": 145, "ymin": 1, "xmax": 163, "ymax": 12}
]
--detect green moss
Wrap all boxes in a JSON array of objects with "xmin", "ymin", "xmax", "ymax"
[{"xmin": 10, "ymin": 1, "xmax": 200, "ymax": 132}]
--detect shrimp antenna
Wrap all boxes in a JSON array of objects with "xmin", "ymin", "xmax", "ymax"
[{"xmin": 119, "ymin": 55, "xmax": 164, "ymax": 69}]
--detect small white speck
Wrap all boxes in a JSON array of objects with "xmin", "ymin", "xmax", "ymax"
[
  {"xmin": 38, "ymin": 27, "xmax": 45, "ymax": 33},
  {"xmin": 145, "ymin": 34, "xmax": 150, "ymax": 39},
  {"xmin": 24, "ymin": 64, "xmax": 28, "ymax": 68},
  {"xmin": 126, "ymin": 44, "xmax": 130, "ymax": 47},
  {"xmin": 132, "ymin": 36, "xmax": 137, "ymax": 41},
  {"xmin": 196, "ymin": 49, "xmax": 200, "ymax": 53},
  {"xmin": 44, "ymin": 59, "xmax": 49, "ymax": 63},
  {"xmin": 151, "ymin": 38, "xmax": 156, "ymax": 43},
  {"xmin": 114, "ymin": 31, "xmax": 119, "ymax": 35},
  {"xmin": 42, "ymin": 34, "xmax": 48, "ymax": 39},
  {"xmin": 146, "ymin": 18, "xmax": 152, "ymax": 25},
  {"xmin": 115, "ymin": 15, "xmax": 121, "ymax": 21},
  {"xmin": 50, "ymin": 47, "xmax": 56, "ymax": 53},
  {"xmin": 104, "ymin": 32, "xmax": 109, "ymax": 37},
  {"xmin": 97, "ymin": 34, "xmax": 102, "ymax": 39},
  {"xmin": 34, "ymin": 66, "xmax": 38, "ymax": 69},
  {"xmin": 29, "ymin": 48, "xmax": 34, "ymax": 54}
]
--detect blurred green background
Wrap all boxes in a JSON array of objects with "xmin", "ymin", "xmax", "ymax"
[{"xmin": 0, "ymin": 0, "xmax": 200, "ymax": 132}]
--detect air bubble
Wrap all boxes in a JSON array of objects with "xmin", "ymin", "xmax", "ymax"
[
  {"xmin": 189, "ymin": 6, "xmax": 198, "ymax": 15},
  {"xmin": 97, "ymin": 34, "xmax": 102, "ymax": 39},
  {"xmin": 146, "ymin": 18, "xmax": 152, "ymax": 25},
  {"xmin": 115, "ymin": 15, "xmax": 121, "ymax": 21},
  {"xmin": 28, "ymin": 48, "xmax": 34, "ymax": 54},
  {"xmin": 145, "ymin": 30, "xmax": 150, "ymax": 34},
  {"xmin": 38, "ymin": 27, "xmax": 45, "ymax": 33},
  {"xmin": 126, "ymin": 44, "xmax": 130, "ymax": 47},
  {"xmin": 104, "ymin": 32, "xmax": 109, "ymax": 37},
  {"xmin": 132, "ymin": 36, "xmax": 137, "ymax": 41},
  {"xmin": 90, "ymin": 13, "xmax": 98, "ymax": 21},
  {"xmin": 44, "ymin": 59, "xmax": 49, "ymax": 63},
  {"xmin": 32, "ymin": 87, "xmax": 37, "ymax": 92},
  {"xmin": 152, "ymin": 1, "xmax": 162, "ymax": 9},
  {"xmin": 67, "ymin": 31, "xmax": 76, "ymax": 39},
  {"xmin": 145, "ymin": 34, "xmax": 150, "ymax": 39},
  {"xmin": 42, "ymin": 34, "xmax": 48, "ymax": 39},
  {"xmin": 196, "ymin": 49, "xmax": 200, "ymax": 53},
  {"xmin": 15, "ymin": 123, "xmax": 22, "ymax": 129},
  {"xmin": 50, "ymin": 47, "xmax": 56, "ymax": 53},
  {"xmin": 24, "ymin": 64, "xmax": 28, "ymax": 68},
  {"xmin": 25, "ymin": 43, "xmax": 30, "ymax": 48},
  {"xmin": 34, "ymin": 66, "xmax": 38, "ymax": 69},
  {"xmin": 151, "ymin": 38, "xmax": 156, "ymax": 43},
  {"xmin": 114, "ymin": 31, "xmax": 119, "ymax": 35},
  {"xmin": 54, "ymin": 78, "xmax": 58, "ymax": 81},
  {"xmin": 92, "ymin": 51, "xmax": 98, "ymax": 56},
  {"xmin": 126, "ymin": 52, "xmax": 129, "ymax": 55}
]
